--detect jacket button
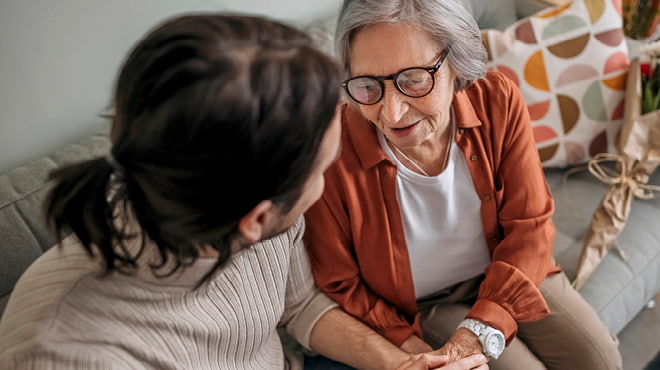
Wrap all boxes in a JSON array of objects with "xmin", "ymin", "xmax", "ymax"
[
  {"xmin": 458, "ymin": 128, "xmax": 465, "ymax": 135},
  {"xmin": 470, "ymin": 155, "xmax": 477, "ymax": 161},
  {"xmin": 483, "ymin": 194, "xmax": 491, "ymax": 201}
]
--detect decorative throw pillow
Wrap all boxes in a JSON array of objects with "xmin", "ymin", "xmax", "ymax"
[{"xmin": 481, "ymin": 0, "xmax": 629, "ymax": 167}]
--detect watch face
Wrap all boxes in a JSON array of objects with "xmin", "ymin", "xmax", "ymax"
[{"xmin": 485, "ymin": 332, "xmax": 505, "ymax": 356}]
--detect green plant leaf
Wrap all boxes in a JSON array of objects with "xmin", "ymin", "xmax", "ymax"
[{"xmin": 643, "ymin": 83, "xmax": 656, "ymax": 114}]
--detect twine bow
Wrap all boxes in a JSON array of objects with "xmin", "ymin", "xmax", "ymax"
[{"xmin": 586, "ymin": 153, "xmax": 660, "ymax": 200}]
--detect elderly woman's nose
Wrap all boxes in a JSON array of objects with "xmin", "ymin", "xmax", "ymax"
[{"xmin": 378, "ymin": 85, "xmax": 409, "ymax": 124}]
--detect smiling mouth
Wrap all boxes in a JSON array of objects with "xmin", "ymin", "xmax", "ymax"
[{"xmin": 390, "ymin": 120, "xmax": 420, "ymax": 136}]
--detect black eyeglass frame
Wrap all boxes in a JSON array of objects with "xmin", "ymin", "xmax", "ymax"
[{"xmin": 342, "ymin": 45, "xmax": 452, "ymax": 105}]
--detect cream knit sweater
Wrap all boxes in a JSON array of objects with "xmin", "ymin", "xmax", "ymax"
[{"xmin": 0, "ymin": 216, "xmax": 336, "ymax": 369}]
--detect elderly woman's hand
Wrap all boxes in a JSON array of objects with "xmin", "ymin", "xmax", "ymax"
[{"xmin": 433, "ymin": 328, "xmax": 485, "ymax": 363}]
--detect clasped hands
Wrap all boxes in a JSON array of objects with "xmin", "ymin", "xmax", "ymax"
[{"xmin": 395, "ymin": 329, "xmax": 488, "ymax": 370}]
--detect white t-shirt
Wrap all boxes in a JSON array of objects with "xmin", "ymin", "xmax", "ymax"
[{"xmin": 378, "ymin": 123, "xmax": 491, "ymax": 299}]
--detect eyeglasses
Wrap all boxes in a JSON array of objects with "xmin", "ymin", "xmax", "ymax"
[{"xmin": 342, "ymin": 46, "xmax": 451, "ymax": 105}]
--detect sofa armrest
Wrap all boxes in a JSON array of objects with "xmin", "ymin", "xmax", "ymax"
[{"xmin": 0, "ymin": 129, "xmax": 110, "ymax": 317}]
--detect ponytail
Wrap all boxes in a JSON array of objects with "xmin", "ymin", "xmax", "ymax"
[{"xmin": 43, "ymin": 157, "xmax": 134, "ymax": 272}]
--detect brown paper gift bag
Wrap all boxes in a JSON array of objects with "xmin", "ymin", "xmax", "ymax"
[{"xmin": 573, "ymin": 57, "xmax": 660, "ymax": 289}]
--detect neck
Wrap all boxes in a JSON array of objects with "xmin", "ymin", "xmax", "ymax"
[
  {"xmin": 198, "ymin": 245, "xmax": 220, "ymax": 258},
  {"xmin": 389, "ymin": 142, "xmax": 431, "ymax": 176},
  {"xmin": 388, "ymin": 121, "xmax": 454, "ymax": 176}
]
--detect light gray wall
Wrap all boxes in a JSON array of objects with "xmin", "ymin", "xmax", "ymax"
[{"xmin": 0, "ymin": 0, "xmax": 341, "ymax": 172}]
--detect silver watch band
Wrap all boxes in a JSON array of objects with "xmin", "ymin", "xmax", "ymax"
[{"xmin": 457, "ymin": 318, "xmax": 505, "ymax": 360}]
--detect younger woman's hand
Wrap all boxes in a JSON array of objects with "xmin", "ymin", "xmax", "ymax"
[
  {"xmin": 400, "ymin": 334, "xmax": 434, "ymax": 354},
  {"xmin": 395, "ymin": 353, "xmax": 488, "ymax": 370}
]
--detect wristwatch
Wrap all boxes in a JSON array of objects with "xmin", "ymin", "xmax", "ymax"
[{"xmin": 457, "ymin": 319, "xmax": 506, "ymax": 359}]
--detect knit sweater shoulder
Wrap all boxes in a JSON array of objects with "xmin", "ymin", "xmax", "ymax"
[{"xmin": 0, "ymin": 216, "xmax": 336, "ymax": 369}]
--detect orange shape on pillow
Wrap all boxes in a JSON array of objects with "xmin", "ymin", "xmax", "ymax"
[
  {"xmin": 547, "ymin": 34, "xmax": 590, "ymax": 58},
  {"xmin": 556, "ymin": 65, "xmax": 599, "ymax": 87},
  {"xmin": 595, "ymin": 29, "xmax": 624, "ymax": 47},
  {"xmin": 516, "ymin": 20, "xmax": 537, "ymax": 44},
  {"xmin": 525, "ymin": 51, "xmax": 550, "ymax": 91},
  {"xmin": 603, "ymin": 51, "xmax": 629, "ymax": 74},
  {"xmin": 603, "ymin": 73, "xmax": 627, "ymax": 90},
  {"xmin": 557, "ymin": 94, "xmax": 580, "ymax": 134},
  {"xmin": 528, "ymin": 100, "xmax": 551, "ymax": 120},
  {"xmin": 585, "ymin": 0, "xmax": 606, "ymax": 24},
  {"xmin": 538, "ymin": 2, "xmax": 572, "ymax": 19},
  {"xmin": 533, "ymin": 125, "xmax": 557, "ymax": 143}
]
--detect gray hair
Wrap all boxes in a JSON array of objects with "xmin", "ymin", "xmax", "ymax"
[{"xmin": 335, "ymin": 0, "xmax": 487, "ymax": 91}]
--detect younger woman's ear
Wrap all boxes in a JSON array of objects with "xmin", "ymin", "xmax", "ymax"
[{"xmin": 238, "ymin": 200, "xmax": 274, "ymax": 242}]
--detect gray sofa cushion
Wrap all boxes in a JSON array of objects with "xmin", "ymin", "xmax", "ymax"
[
  {"xmin": 545, "ymin": 167, "xmax": 660, "ymax": 334},
  {"xmin": 0, "ymin": 130, "xmax": 109, "ymax": 315},
  {"xmin": 469, "ymin": 0, "xmax": 518, "ymax": 30}
]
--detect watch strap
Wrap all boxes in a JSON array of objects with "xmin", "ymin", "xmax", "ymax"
[{"xmin": 457, "ymin": 318, "xmax": 505, "ymax": 359}]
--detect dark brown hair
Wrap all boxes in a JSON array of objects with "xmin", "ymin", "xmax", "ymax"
[{"xmin": 44, "ymin": 13, "xmax": 341, "ymax": 282}]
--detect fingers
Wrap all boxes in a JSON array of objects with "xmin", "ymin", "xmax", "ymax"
[
  {"xmin": 424, "ymin": 354, "xmax": 452, "ymax": 368},
  {"xmin": 395, "ymin": 353, "xmax": 489, "ymax": 370},
  {"xmin": 396, "ymin": 354, "xmax": 450, "ymax": 370},
  {"xmin": 441, "ymin": 354, "xmax": 488, "ymax": 370}
]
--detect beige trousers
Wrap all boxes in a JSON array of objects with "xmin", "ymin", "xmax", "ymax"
[{"xmin": 418, "ymin": 272, "xmax": 622, "ymax": 370}]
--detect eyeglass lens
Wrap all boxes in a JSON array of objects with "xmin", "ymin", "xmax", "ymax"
[
  {"xmin": 396, "ymin": 69, "xmax": 434, "ymax": 96},
  {"xmin": 346, "ymin": 67, "xmax": 435, "ymax": 105}
]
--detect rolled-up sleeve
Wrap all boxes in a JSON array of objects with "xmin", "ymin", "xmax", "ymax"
[{"xmin": 281, "ymin": 217, "xmax": 338, "ymax": 349}]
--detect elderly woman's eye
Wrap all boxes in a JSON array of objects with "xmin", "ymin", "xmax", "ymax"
[{"xmin": 399, "ymin": 71, "xmax": 430, "ymax": 85}]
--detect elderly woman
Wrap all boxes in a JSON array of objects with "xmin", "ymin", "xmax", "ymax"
[{"xmin": 304, "ymin": 0, "xmax": 623, "ymax": 369}]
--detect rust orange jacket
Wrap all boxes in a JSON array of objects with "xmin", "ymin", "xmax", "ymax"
[{"xmin": 304, "ymin": 72, "xmax": 561, "ymax": 346}]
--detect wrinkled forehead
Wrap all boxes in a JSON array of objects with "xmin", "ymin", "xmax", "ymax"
[{"xmin": 347, "ymin": 22, "xmax": 441, "ymax": 77}]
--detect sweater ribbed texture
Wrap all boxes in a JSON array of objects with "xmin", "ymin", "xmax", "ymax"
[{"xmin": 0, "ymin": 216, "xmax": 336, "ymax": 369}]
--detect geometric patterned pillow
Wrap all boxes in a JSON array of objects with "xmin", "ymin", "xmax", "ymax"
[{"xmin": 481, "ymin": 0, "xmax": 629, "ymax": 168}]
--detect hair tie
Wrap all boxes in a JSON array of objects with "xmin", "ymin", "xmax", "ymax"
[
  {"xmin": 105, "ymin": 153, "xmax": 127, "ymax": 203},
  {"xmin": 105, "ymin": 153, "xmax": 125, "ymax": 178}
]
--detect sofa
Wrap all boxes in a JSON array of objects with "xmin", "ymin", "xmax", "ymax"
[
  {"xmin": 2, "ymin": 111, "xmax": 659, "ymax": 333},
  {"xmin": 1, "ymin": 0, "xmax": 659, "ymax": 362}
]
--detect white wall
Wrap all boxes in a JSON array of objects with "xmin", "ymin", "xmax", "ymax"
[{"xmin": 0, "ymin": 0, "xmax": 341, "ymax": 172}]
